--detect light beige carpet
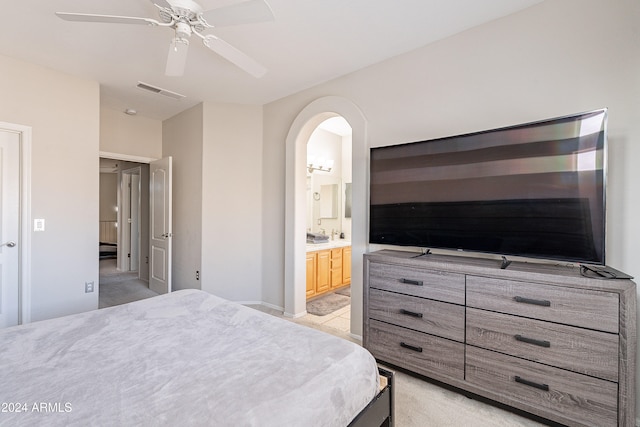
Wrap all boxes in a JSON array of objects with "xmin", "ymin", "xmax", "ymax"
[
  {"xmin": 99, "ymin": 259, "xmax": 158, "ymax": 309},
  {"xmin": 387, "ymin": 365, "xmax": 546, "ymax": 427}
]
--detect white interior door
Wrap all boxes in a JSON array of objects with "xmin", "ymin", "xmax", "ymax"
[
  {"xmin": 150, "ymin": 157, "xmax": 172, "ymax": 294},
  {"xmin": 0, "ymin": 129, "xmax": 20, "ymax": 328}
]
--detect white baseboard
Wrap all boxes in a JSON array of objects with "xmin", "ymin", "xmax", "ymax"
[
  {"xmin": 238, "ymin": 300, "xmax": 285, "ymax": 312},
  {"xmin": 283, "ymin": 310, "xmax": 307, "ymax": 319}
]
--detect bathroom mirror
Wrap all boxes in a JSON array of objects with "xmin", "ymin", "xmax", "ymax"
[
  {"xmin": 319, "ymin": 184, "xmax": 338, "ymax": 218},
  {"xmin": 344, "ymin": 182, "xmax": 352, "ymax": 218}
]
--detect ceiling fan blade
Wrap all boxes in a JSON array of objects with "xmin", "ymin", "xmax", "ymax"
[
  {"xmin": 203, "ymin": 35, "xmax": 267, "ymax": 77},
  {"xmin": 165, "ymin": 38, "xmax": 190, "ymax": 76},
  {"xmin": 55, "ymin": 12, "xmax": 159, "ymax": 26},
  {"xmin": 201, "ymin": 0, "xmax": 274, "ymax": 27}
]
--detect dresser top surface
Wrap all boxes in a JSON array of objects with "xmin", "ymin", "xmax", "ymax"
[{"xmin": 365, "ymin": 250, "xmax": 635, "ymax": 293}]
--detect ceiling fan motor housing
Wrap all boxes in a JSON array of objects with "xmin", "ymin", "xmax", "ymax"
[{"xmin": 174, "ymin": 21, "xmax": 192, "ymax": 39}]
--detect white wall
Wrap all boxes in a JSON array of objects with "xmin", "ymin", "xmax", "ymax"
[
  {"xmin": 162, "ymin": 104, "xmax": 204, "ymax": 291},
  {"xmin": 200, "ymin": 102, "xmax": 263, "ymax": 302},
  {"xmin": 101, "ymin": 108, "xmax": 162, "ymax": 160},
  {"xmin": 0, "ymin": 54, "xmax": 100, "ymax": 320},
  {"xmin": 263, "ymin": 0, "xmax": 640, "ymax": 342}
]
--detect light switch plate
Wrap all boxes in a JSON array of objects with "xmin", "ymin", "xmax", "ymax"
[{"xmin": 34, "ymin": 219, "xmax": 45, "ymax": 231}]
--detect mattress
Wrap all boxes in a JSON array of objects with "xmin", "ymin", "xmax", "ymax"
[{"xmin": 0, "ymin": 289, "xmax": 379, "ymax": 426}]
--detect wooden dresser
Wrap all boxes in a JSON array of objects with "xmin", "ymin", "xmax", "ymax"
[{"xmin": 363, "ymin": 250, "xmax": 636, "ymax": 426}]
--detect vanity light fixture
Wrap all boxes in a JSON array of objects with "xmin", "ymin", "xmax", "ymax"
[{"xmin": 307, "ymin": 155, "xmax": 334, "ymax": 173}]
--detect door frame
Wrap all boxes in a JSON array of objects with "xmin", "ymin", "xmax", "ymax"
[
  {"xmin": 284, "ymin": 97, "xmax": 368, "ymax": 338},
  {"xmin": 120, "ymin": 167, "xmax": 142, "ymax": 273},
  {"xmin": 100, "ymin": 151, "xmax": 154, "ymax": 279},
  {"xmin": 0, "ymin": 122, "xmax": 32, "ymax": 325}
]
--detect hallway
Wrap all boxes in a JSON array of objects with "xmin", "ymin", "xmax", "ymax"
[{"xmin": 99, "ymin": 259, "xmax": 157, "ymax": 308}]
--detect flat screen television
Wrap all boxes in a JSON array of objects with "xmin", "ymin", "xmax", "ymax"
[{"xmin": 369, "ymin": 108, "xmax": 607, "ymax": 265}]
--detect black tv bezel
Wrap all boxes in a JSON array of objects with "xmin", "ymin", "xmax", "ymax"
[{"xmin": 368, "ymin": 108, "xmax": 608, "ymax": 265}]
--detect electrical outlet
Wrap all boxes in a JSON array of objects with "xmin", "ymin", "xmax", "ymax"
[
  {"xmin": 196, "ymin": 270, "xmax": 200, "ymax": 280},
  {"xmin": 85, "ymin": 281, "xmax": 94, "ymax": 293}
]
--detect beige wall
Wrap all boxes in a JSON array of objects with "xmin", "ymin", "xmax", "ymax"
[
  {"xmin": 99, "ymin": 173, "xmax": 117, "ymax": 221},
  {"xmin": 100, "ymin": 107, "xmax": 162, "ymax": 160},
  {"xmin": 162, "ymin": 102, "xmax": 263, "ymax": 301},
  {"xmin": 0, "ymin": 54, "xmax": 100, "ymax": 320},
  {"xmin": 262, "ymin": 0, "xmax": 640, "ymax": 340},
  {"xmin": 162, "ymin": 104, "xmax": 204, "ymax": 291},
  {"xmin": 200, "ymin": 102, "xmax": 263, "ymax": 302}
]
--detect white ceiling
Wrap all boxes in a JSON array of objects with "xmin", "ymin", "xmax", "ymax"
[{"xmin": 0, "ymin": 0, "xmax": 541, "ymax": 121}]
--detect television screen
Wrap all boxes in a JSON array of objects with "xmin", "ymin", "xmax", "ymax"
[{"xmin": 369, "ymin": 109, "xmax": 607, "ymax": 264}]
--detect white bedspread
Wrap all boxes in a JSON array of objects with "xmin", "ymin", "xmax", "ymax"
[{"xmin": 0, "ymin": 290, "xmax": 379, "ymax": 426}]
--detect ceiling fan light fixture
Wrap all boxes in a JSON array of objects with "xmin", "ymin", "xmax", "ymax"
[{"xmin": 166, "ymin": 37, "xmax": 190, "ymax": 76}]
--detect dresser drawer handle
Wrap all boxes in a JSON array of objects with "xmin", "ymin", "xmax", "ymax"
[
  {"xmin": 514, "ymin": 375, "xmax": 549, "ymax": 391},
  {"xmin": 400, "ymin": 278, "xmax": 423, "ymax": 286},
  {"xmin": 514, "ymin": 296, "xmax": 551, "ymax": 307},
  {"xmin": 400, "ymin": 309, "xmax": 424, "ymax": 318},
  {"xmin": 514, "ymin": 334, "xmax": 551, "ymax": 348},
  {"xmin": 400, "ymin": 342, "xmax": 423, "ymax": 353}
]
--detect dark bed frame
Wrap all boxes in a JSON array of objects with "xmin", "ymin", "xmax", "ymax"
[{"xmin": 348, "ymin": 367, "xmax": 394, "ymax": 427}]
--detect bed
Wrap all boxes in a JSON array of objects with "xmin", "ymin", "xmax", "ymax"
[
  {"xmin": 0, "ymin": 289, "xmax": 393, "ymax": 426},
  {"xmin": 98, "ymin": 242, "xmax": 117, "ymax": 259}
]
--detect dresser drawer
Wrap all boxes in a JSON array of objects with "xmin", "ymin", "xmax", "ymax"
[
  {"xmin": 467, "ymin": 276, "xmax": 619, "ymax": 333},
  {"xmin": 466, "ymin": 308, "xmax": 618, "ymax": 382},
  {"xmin": 368, "ymin": 262, "xmax": 465, "ymax": 304},
  {"xmin": 367, "ymin": 319, "xmax": 464, "ymax": 381},
  {"xmin": 466, "ymin": 346, "xmax": 617, "ymax": 427},
  {"xmin": 369, "ymin": 288, "xmax": 464, "ymax": 341}
]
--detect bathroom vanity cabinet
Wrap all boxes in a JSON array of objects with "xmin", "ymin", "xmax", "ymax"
[{"xmin": 306, "ymin": 243, "xmax": 351, "ymax": 300}]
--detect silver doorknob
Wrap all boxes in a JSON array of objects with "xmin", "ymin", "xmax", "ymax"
[{"xmin": 1, "ymin": 241, "xmax": 16, "ymax": 247}]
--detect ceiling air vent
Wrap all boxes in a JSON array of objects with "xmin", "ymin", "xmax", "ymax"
[{"xmin": 136, "ymin": 82, "xmax": 185, "ymax": 100}]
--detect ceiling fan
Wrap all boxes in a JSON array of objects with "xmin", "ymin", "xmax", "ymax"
[{"xmin": 56, "ymin": 0, "xmax": 273, "ymax": 77}]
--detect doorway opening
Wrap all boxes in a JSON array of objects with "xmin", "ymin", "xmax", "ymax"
[
  {"xmin": 284, "ymin": 96, "xmax": 367, "ymax": 339},
  {"xmin": 99, "ymin": 157, "xmax": 156, "ymax": 308},
  {"xmin": 304, "ymin": 116, "xmax": 353, "ymax": 333}
]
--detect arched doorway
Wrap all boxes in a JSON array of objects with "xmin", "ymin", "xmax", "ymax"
[{"xmin": 284, "ymin": 96, "xmax": 368, "ymax": 337}]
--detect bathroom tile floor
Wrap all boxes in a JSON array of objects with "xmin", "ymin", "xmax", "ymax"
[
  {"xmin": 247, "ymin": 301, "xmax": 353, "ymax": 339},
  {"xmin": 303, "ymin": 303, "xmax": 351, "ymax": 333}
]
